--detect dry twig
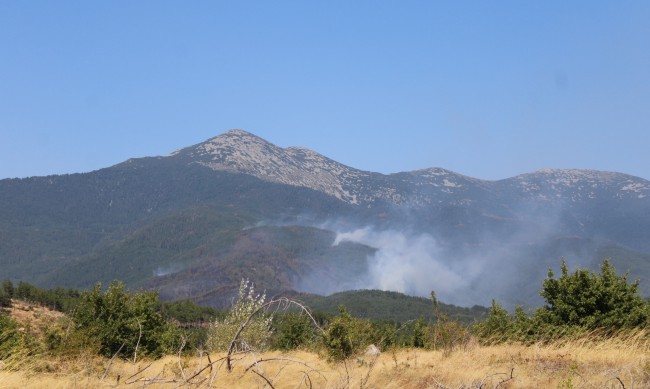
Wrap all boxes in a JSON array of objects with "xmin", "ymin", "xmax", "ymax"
[{"xmin": 100, "ymin": 343, "xmax": 125, "ymax": 383}]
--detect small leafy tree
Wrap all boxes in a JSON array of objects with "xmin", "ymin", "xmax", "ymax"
[
  {"xmin": 207, "ymin": 279, "xmax": 273, "ymax": 352},
  {"xmin": 272, "ymin": 312, "xmax": 315, "ymax": 350},
  {"xmin": 15, "ymin": 281, "xmax": 38, "ymax": 303},
  {"xmin": 428, "ymin": 290, "xmax": 471, "ymax": 352},
  {"xmin": 0, "ymin": 291, "xmax": 11, "ymax": 308},
  {"xmin": 72, "ymin": 281, "xmax": 178, "ymax": 358},
  {"xmin": 1, "ymin": 280, "xmax": 14, "ymax": 300},
  {"xmin": 538, "ymin": 259, "xmax": 649, "ymax": 329},
  {"xmin": 410, "ymin": 318, "xmax": 428, "ymax": 348},
  {"xmin": 479, "ymin": 300, "xmax": 511, "ymax": 336},
  {"xmin": 323, "ymin": 305, "xmax": 373, "ymax": 361}
]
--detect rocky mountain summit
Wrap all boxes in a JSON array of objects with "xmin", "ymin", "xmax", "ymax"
[
  {"xmin": 170, "ymin": 129, "xmax": 398, "ymax": 204},
  {"xmin": 169, "ymin": 129, "xmax": 650, "ymax": 207},
  {"xmin": 506, "ymin": 168, "xmax": 649, "ymax": 201}
]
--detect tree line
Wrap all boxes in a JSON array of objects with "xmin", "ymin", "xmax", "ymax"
[{"xmin": 2, "ymin": 259, "xmax": 649, "ymax": 363}]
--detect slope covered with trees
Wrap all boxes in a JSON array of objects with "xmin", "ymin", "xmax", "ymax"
[{"xmin": 2, "ymin": 130, "xmax": 650, "ymax": 308}]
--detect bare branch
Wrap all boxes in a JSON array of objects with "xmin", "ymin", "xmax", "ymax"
[
  {"xmin": 494, "ymin": 368, "xmax": 515, "ymax": 389},
  {"xmin": 124, "ymin": 362, "xmax": 152, "ymax": 383},
  {"xmin": 184, "ymin": 350, "xmax": 249, "ymax": 383},
  {"xmin": 252, "ymin": 369, "xmax": 276, "ymax": 389},
  {"xmin": 243, "ymin": 357, "xmax": 323, "ymax": 378},
  {"xmin": 132, "ymin": 319, "xmax": 142, "ymax": 365},
  {"xmin": 100, "ymin": 343, "xmax": 125, "ymax": 383},
  {"xmin": 296, "ymin": 371, "xmax": 313, "ymax": 389},
  {"xmin": 177, "ymin": 337, "xmax": 187, "ymax": 381}
]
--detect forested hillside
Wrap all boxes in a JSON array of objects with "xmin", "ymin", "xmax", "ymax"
[{"xmin": 2, "ymin": 130, "xmax": 650, "ymax": 308}]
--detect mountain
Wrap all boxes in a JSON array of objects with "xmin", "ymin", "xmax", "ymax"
[
  {"xmin": 1, "ymin": 129, "xmax": 649, "ymax": 308},
  {"xmin": 169, "ymin": 129, "xmax": 489, "ymax": 207}
]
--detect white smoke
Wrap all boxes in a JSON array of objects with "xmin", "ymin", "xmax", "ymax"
[
  {"xmin": 153, "ymin": 263, "xmax": 183, "ymax": 277},
  {"xmin": 268, "ymin": 207, "xmax": 572, "ymax": 307},
  {"xmin": 333, "ymin": 227, "xmax": 488, "ymax": 306}
]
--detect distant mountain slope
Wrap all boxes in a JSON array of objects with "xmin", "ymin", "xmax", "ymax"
[
  {"xmin": 149, "ymin": 225, "xmax": 375, "ymax": 308},
  {"xmin": 0, "ymin": 157, "xmax": 356, "ymax": 287},
  {"xmin": 1, "ymin": 129, "xmax": 649, "ymax": 308}
]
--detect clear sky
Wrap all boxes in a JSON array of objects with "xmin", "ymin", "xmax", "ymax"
[{"xmin": 1, "ymin": 1, "xmax": 649, "ymax": 181}]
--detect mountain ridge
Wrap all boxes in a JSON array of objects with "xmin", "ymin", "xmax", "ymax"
[
  {"xmin": 1, "ymin": 129, "xmax": 649, "ymax": 308},
  {"xmin": 165, "ymin": 129, "xmax": 650, "ymax": 207}
]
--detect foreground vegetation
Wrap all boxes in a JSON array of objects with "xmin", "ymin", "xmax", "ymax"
[
  {"xmin": 2, "ymin": 259, "xmax": 650, "ymax": 388},
  {"xmin": 2, "ymin": 336, "xmax": 649, "ymax": 388}
]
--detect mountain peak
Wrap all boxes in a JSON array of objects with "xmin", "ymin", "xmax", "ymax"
[
  {"xmin": 525, "ymin": 168, "xmax": 647, "ymax": 184},
  {"xmin": 509, "ymin": 168, "xmax": 650, "ymax": 201},
  {"xmin": 533, "ymin": 168, "xmax": 621, "ymax": 180},
  {"xmin": 209, "ymin": 129, "xmax": 266, "ymax": 142},
  {"xmin": 222, "ymin": 128, "xmax": 255, "ymax": 136},
  {"xmin": 168, "ymin": 131, "xmax": 650, "ymax": 205},
  {"xmin": 170, "ymin": 130, "xmax": 368, "ymax": 203}
]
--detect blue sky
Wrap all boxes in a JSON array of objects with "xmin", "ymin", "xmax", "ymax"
[{"xmin": 1, "ymin": 1, "xmax": 649, "ymax": 180}]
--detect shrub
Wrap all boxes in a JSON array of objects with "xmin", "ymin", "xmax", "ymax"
[
  {"xmin": 323, "ymin": 305, "xmax": 373, "ymax": 361},
  {"xmin": 0, "ymin": 292, "xmax": 10, "ymax": 308},
  {"xmin": 538, "ymin": 259, "xmax": 649, "ymax": 329},
  {"xmin": 272, "ymin": 312, "xmax": 316, "ymax": 350},
  {"xmin": 373, "ymin": 321, "xmax": 397, "ymax": 350},
  {"xmin": 0, "ymin": 314, "xmax": 22, "ymax": 359},
  {"xmin": 475, "ymin": 259, "xmax": 650, "ymax": 344},
  {"xmin": 0, "ymin": 313, "xmax": 42, "ymax": 364},
  {"xmin": 0, "ymin": 280, "xmax": 14, "ymax": 307},
  {"xmin": 207, "ymin": 279, "xmax": 273, "ymax": 352},
  {"xmin": 474, "ymin": 300, "xmax": 512, "ymax": 340},
  {"xmin": 72, "ymin": 281, "xmax": 178, "ymax": 358},
  {"xmin": 430, "ymin": 319, "xmax": 472, "ymax": 352},
  {"xmin": 410, "ymin": 318, "xmax": 428, "ymax": 348}
]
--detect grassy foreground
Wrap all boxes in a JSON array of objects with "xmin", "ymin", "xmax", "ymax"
[
  {"xmin": 4, "ymin": 262, "xmax": 650, "ymax": 388},
  {"xmin": 1, "ymin": 332, "xmax": 648, "ymax": 389}
]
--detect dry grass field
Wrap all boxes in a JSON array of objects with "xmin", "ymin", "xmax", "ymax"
[
  {"xmin": 1, "ymin": 333, "xmax": 648, "ymax": 389},
  {"xmin": 2, "ymin": 300, "xmax": 650, "ymax": 388}
]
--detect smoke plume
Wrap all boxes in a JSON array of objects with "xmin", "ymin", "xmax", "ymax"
[{"xmin": 332, "ymin": 227, "xmax": 490, "ymax": 306}]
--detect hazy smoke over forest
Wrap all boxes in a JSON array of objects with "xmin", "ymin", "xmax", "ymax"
[
  {"xmin": 325, "ymin": 218, "xmax": 572, "ymax": 308},
  {"xmin": 283, "ymin": 206, "xmax": 584, "ymax": 308},
  {"xmin": 332, "ymin": 228, "xmax": 489, "ymax": 306}
]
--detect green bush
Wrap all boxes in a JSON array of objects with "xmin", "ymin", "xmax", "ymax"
[
  {"xmin": 474, "ymin": 300, "xmax": 512, "ymax": 340},
  {"xmin": 0, "ymin": 314, "xmax": 22, "ymax": 359},
  {"xmin": 0, "ymin": 293, "xmax": 10, "ymax": 308},
  {"xmin": 323, "ymin": 305, "xmax": 373, "ymax": 361},
  {"xmin": 409, "ymin": 318, "xmax": 427, "ymax": 348},
  {"xmin": 538, "ymin": 259, "xmax": 649, "ymax": 329},
  {"xmin": 373, "ymin": 321, "xmax": 398, "ymax": 350},
  {"xmin": 475, "ymin": 259, "xmax": 650, "ymax": 343},
  {"xmin": 0, "ymin": 280, "xmax": 14, "ymax": 307},
  {"xmin": 429, "ymin": 318, "xmax": 472, "ymax": 352},
  {"xmin": 0, "ymin": 314, "xmax": 42, "ymax": 364},
  {"xmin": 71, "ymin": 281, "xmax": 179, "ymax": 358},
  {"xmin": 271, "ymin": 312, "xmax": 316, "ymax": 350}
]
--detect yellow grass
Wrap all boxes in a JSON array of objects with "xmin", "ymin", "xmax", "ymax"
[{"xmin": 2, "ymin": 333, "xmax": 649, "ymax": 389}]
